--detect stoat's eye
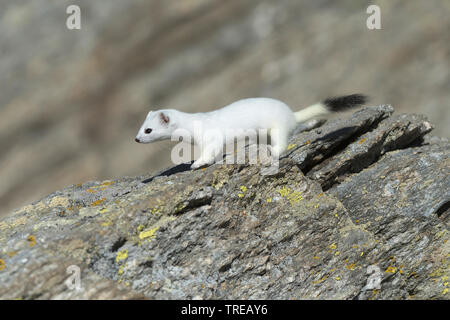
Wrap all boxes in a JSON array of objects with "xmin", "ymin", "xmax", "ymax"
[{"xmin": 145, "ymin": 128, "xmax": 152, "ymax": 134}]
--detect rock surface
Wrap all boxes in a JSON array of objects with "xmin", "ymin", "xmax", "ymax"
[{"xmin": 0, "ymin": 106, "xmax": 448, "ymax": 300}]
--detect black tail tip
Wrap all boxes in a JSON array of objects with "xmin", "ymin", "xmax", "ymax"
[{"xmin": 323, "ymin": 94, "xmax": 369, "ymax": 112}]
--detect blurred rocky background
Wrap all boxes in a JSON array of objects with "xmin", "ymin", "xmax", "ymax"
[{"xmin": 0, "ymin": 0, "xmax": 449, "ymax": 217}]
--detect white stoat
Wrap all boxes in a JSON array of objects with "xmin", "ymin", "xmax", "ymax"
[{"xmin": 135, "ymin": 94, "xmax": 368, "ymax": 169}]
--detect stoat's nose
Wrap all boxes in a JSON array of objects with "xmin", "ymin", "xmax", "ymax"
[{"xmin": 135, "ymin": 138, "xmax": 140, "ymax": 143}]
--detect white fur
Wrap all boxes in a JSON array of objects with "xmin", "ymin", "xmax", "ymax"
[
  {"xmin": 294, "ymin": 103, "xmax": 328, "ymax": 122},
  {"xmin": 135, "ymin": 98, "xmax": 330, "ymax": 169}
]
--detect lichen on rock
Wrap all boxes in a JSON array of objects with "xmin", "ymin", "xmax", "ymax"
[{"xmin": 0, "ymin": 106, "xmax": 448, "ymax": 300}]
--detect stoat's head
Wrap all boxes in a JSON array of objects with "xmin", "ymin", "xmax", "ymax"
[{"xmin": 135, "ymin": 110, "xmax": 174, "ymax": 143}]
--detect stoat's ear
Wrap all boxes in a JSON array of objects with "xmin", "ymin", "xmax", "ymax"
[{"xmin": 159, "ymin": 112, "xmax": 170, "ymax": 124}]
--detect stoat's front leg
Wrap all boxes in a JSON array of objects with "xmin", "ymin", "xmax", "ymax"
[{"xmin": 191, "ymin": 141, "xmax": 222, "ymax": 169}]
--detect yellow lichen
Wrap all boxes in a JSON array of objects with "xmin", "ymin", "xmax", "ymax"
[
  {"xmin": 237, "ymin": 193, "xmax": 245, "ymax": 198},
  {"xmin": 287, "ymin": 144, "xmax": 297, "ymax": 151},
  {"xmin": 329, "ymin": 243, "xmax": 337, "ymax": 250},
  {"xmin": 101, "ymin": 221, "xmax": 112, "ymax": 227},
  {"xmin": 139, "ymin": 226, "xmax": 160, "ymax": 240},
  {"xmin": 345, "ymin": 263, "xmax": 357, "ymax": 271},
  {"xmin": 278, "ymin": 186, "xmax": 303, "ymax": 205},
  {"xmin": 0, "ymin": 259, "xmax": 5, "ymax": 271},
  {"xmin": 288, "ymin": 192, "xmax": 303, "ymax": 205},
  {"xmin": 385, "ymin": 266, "xmax": 397, "ymax": 273},
  {"xmin": 67, "ymin": 204, "xmax": 82, "ymax": 211},
  {"xmin": 116, "ymin": 249, "xmax": 128, "ymax": 263},
  {"xmin": 279, "ymin": 186, "xmax": 290, "ymax": 197},
  {"xmin": 371, "ymin": 289, "xmax": 380, "ymax": 299},
  {"xmin": 87, "ymin": 181, "xmax": 114, "ymax": 194},
  {"xmin": 147, "ymin": 206, "xmax": 163, "ymax": 214},
  {"xmin": 240, "ymin": 186, "xmax": 247, "ymax": 192},
  {"xmin": 312, "ymin": 274, "xmax": 328, "ymax": 284},
  {"xmin": 430, "ymin": 267, "xmax": 446, "ymax": 278},
  {"xmin": 266, "ymin": 198, "xmax": 272, "ymax": 203},
  {"xmin": 27, "ymin": 235, "xmax": 36, "ymax": 247},
  {"xmin": 118, "ymin": 264, "xmax": 125, "ymax": 276},
  {"xmin": 436, "ymin": 230, "xmax": 447, "ymax": 239},
  {"xmin": 91, "ymin": 198, "xmax": 106, "ymax": 207}
]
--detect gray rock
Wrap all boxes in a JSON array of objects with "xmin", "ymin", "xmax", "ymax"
[
  {"xmin": 0, "ymin": 106, "xmax": 448, "ymax": 300},
  {"xmin": 307, "ymin": 112, "xmax": 434, "ymax": 189}
]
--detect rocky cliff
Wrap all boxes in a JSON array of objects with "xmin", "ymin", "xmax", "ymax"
[{"xmin": 0, "ymin": 106, "xmax": 448, "ymax": 299}]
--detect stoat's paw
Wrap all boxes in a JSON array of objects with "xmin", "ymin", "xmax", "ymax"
[
  {"xmin": 190, "ymin": 162, "xmax": 201, "ymax": 169},
  {"xmin": 191, "ymin": 157, "xmax": 215, "ymax": 169},
  {"xmin": 191, "ymin": 160, "xmax": 206, "ymax": 170}
]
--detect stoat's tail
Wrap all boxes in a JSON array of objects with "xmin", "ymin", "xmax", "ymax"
[{"xmin": 294, "ymin": 94, "xmax": 368, "ymax": 123}]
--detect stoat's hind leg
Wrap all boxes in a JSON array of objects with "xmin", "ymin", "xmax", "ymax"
[{"xmin": 270, "ymin": 126, "xmax": 289, "ymax": 159}]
